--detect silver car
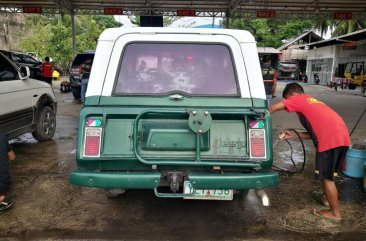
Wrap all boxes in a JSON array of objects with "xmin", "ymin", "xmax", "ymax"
[{"xmin": 0, "ymin": 51, "xmax": 57, "ymax": 141}]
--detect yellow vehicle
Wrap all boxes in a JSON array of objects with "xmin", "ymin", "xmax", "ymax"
[
  {"xmin": 344, "ymin": 62, "xmax": 365, "ymax": 88},
  {"xmin": 52, "ymin": 70, "xmax": 60, "ymax": 80}
]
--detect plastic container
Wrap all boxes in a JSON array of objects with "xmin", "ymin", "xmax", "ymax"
[
  {"xmin": 364, "ymin": 162, "xmax": 366, "ymax": 193},
  {"xmin": 343, "ymin": 145, "xmax": 366, "ymax": 178}
]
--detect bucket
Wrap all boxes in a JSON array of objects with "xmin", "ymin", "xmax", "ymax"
[
  {"xmin": 343, "ymin": 144, "xmax": 366, "ymax": 178},
  {"xmin": 364, "ymin": 162, "xmax": 366, "ymax": 193}
]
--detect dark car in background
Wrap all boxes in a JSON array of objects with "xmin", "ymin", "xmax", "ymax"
[
  {"xmin": 69, "ymin": 51, "xmax": 95, "ymax": 100},
  {"xmin": 277, "ymin": 61, "xmax": 299, "ymax": 80},
  {"xmin": 0, "ymin": 50, "xmax": 42, "ymax": 80}
]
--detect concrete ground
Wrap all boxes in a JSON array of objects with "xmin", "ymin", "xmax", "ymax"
[{"xmin": 0, "ymin": 79, "xmax": 365, "ymax": 241}]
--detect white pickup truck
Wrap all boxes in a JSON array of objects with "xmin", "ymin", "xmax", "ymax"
[{"xmin": 70, "ymin": 27, "xmax": 278, "ymax": 200}]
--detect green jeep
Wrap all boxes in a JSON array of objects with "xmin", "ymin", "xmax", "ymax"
[{"xmin": 70, "ymin": 27, "xmax": 278, "ymax": 201}]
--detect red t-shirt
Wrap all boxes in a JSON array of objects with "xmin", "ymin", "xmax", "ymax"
[
  {"xmin": 41, "ymin": 62, "xmax": 53, "ymax": 78},
  {"xmin": 281, "ymin": 94, "xmax": 350, "ymax": 152}
]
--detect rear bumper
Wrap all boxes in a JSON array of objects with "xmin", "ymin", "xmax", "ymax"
[{"xmin": 69, "ymin": 171, "xmax": 278, "ymax": 190}]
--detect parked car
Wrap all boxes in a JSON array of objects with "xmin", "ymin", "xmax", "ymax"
[
  {"xmin": 0, "ymin": 50, "xmax": 42, "ymax": 80},
  {"xmin": 69, "ymin": 28, "xmax": 278, "ymax": 201},
  {"xmin": 0, "ymin": 51, "xmax": 57, "ymax": 141},
  {"xmin": 277, "ymin": 61, "xmax": 299, "ymax": 80},
  {"xmin": 69, "ymin": 51, "xmax": 95, "ymax": 100}
]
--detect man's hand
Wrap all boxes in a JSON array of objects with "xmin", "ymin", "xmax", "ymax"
[
  {"xmin": 278, "ymin": 130, "xmax": 296, "ymax": 140},
  {"xmin": 8, "ymin": 150, "xmax": 15, "ymax": 161},
  {"xmin": 279, "ymin": 130, "xmax": 311, "ymax": 140}
]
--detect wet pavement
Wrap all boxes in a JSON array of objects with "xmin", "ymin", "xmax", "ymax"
[{"xmin": 0, "ymin": 80, "xmax": 366, "ymax": 241}]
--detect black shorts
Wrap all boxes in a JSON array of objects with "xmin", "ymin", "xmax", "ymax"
[
  {"xmin": 315, "ymin": 146, "xmax": 349, "ymax": 181},
  {"xmin": 43, "ymin": 77, "xmax": 53, "ymax": 85}
]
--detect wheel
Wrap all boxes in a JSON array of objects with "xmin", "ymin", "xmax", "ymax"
[
  {"xmin": 32, "ymin": 106, "xmax": 56, "ymax": 141},
  {"xmin": 348, "ymin": 83, "xmax": 357, "ymax": 90},
  {"xmin": 60, "ymin": 85, "xmax": 65, "ymax": 93},
  {"xmin": 361, "ymin": 81, "xmax": 366, "ymax": 97}
]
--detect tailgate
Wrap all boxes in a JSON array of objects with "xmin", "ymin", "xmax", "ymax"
[{"xmin": 81, "ymin": 107, "xmax": 272, "ymax": 168}]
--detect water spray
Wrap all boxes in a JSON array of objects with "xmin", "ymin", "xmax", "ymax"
[{"xmin": 272, "ymin": 129, "xmax": 307, "ymax": 174}]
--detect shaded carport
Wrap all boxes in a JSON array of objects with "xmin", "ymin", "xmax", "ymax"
[
  {"xmin": 1, "ymin": 0, "xmax": 366, "ymax": 56},
  {"xmin": 299, "ymin": 28, "xmax": 366, "ymax": 50}
]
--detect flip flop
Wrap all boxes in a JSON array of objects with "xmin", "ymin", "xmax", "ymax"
[
  {"xmin": 312, "ymin": 209, "xmax": 341, "ymax": 222},
  {"xmin": 312, "ymin": 191, "xmax": 329, "ymax": 206},
  {"xmin": 0, "ymin": 199, "xmax": 14, "ymax": 211}
]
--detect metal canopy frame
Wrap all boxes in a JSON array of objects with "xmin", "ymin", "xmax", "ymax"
[
  {"xmin": 0, "ymin": 1, "xmax": 366, "ymax": 18},
  {"xmin": 1, "ymin": 0, "xmax": 366, "ymax": 56}
]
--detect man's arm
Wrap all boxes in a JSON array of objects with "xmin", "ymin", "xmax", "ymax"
[{"xmin": 269, "ymin": 102, "xmax": 285, "ymax": 114}]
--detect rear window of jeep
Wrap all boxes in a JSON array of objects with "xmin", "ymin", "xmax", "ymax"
[{"xmin": 114, "ymin": 43, "xmax": 238, "ymax": 96}]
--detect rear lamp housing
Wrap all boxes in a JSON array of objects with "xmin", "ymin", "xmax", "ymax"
[
  {"xmin": 83, "ymin": 127, "xmax": 102, "ymax": 157},
  {"xmin": 249, "ymin": 129, "xmax": 266, "ymax": 158}
]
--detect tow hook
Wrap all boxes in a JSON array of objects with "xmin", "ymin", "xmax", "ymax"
[
  {"xmin": 255, "ymin": 189, "xmax": 270, "ymax": 206},
  {"xmin": 168, "ymin": 172, "xmax": 182, "ymax": 193}
]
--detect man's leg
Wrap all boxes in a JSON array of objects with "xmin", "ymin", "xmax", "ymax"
[{"xmin": 320, "ymin": 179, "xmax": 341, "ymax": 220}]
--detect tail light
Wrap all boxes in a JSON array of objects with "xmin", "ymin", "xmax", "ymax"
[
  {"xmin": 249, "ymin": 129, "xmax": 266, "ymax": 158},
  {"xmin": 83, "ymin": 127, "xmax": 102, "ymax": 157}
]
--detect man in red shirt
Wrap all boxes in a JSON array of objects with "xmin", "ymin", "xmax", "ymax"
[
  {"xmin": 270, "ymin": 82, "xmax": 350, "ymax": 222},
  {"xmin": 41, "ymin": 56, "xmax": 53, "ymax": 85}
]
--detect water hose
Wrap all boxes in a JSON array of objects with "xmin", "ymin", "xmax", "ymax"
[
  {"xmin": 349, "ymin": 106, "xmax": 366, "ymax": 137},
  {"xmin": 272, "ymin": 128, "xmax": 307, "ymax": 174}
]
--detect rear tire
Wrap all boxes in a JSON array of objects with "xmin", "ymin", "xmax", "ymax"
[
  {"xmin": 361, "ymin": 81, "xmax": 366, "ymax": 97},
  {"xmin": 32, "ymin": 106, "xmax": 56, "ymax": 142}
]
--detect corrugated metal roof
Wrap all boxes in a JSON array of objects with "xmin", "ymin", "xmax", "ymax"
[
  {"xmin": 0, "ymin": 0, "xmax": 366, "ymax": 19},
  {"xmin": 257, "ymin": 47, "xmax": 280, "ymax": 54},
  {"xmin": 278, "ymin": 31, "xmax": 323, "ymax": 51},
  {"xmin": 299, "ymin": 28, "xmax": 366, "ymax": 49}
]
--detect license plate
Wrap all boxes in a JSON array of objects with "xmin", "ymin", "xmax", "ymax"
[{"xmin": 183, "ymin": 181, "xmax": 233, "ymax": 200}]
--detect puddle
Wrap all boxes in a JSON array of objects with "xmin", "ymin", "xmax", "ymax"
[
  {"xmin": 273, "ymin": 138, "xmax": 306, "ymax": 170},
  {"xmin": 9, "ymin": 133, "xmax": 38, "ymax": 144},
  {"xmin": 338, "ymin": 176, "xmax": 366, "ymax": 203}
]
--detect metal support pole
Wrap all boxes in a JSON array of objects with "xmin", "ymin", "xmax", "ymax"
[
  {"xmin": 225, "ymin": 11, "xmax": 231, "ymax": 29},
  {"xmin": 71, "ymin": 11, "xmax": 76, "ymax": 57}
]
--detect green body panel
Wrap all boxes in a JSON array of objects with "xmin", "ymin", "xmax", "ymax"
[
  {"xmin": 72, "ymin": 95, "xmax": 276, "ymax": 192},
  {"xmin": 86, "ymin": 95, "xmax": 260, "ymax": 108},
  {"xmin": 69, "ymin": 171, "xmax": 161, "ymax": 189},
  {"xmin": 189, "ymin": 172, "xmax": 278, "ymax": 189},
  {"xmin": 69, "ymin": 170, "xmax": 278, "ymax": 190}
]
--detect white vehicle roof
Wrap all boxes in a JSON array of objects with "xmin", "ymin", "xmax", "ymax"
[
  {"xmin": 98, "ymin": 27, "xmax": 256, "ymax": 43},
  {"xmin": 88, "ymin": 27, "xmax": 265, "ymax": 100}
]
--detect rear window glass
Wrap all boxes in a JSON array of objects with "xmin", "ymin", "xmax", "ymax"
[
  {"xmin": 72, "ymin": 54, "xmax": 94, "ymax": 67},
  {"xmin": 114, "ymin": 43, "xmax": 238, "ymax": 96},
  {"xmin": 0, "ymin": 55, "xmax": 19, "ymax": 81}
]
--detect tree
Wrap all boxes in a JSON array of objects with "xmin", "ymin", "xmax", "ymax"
[
  {"xmin": 17, "ymin": 14, "xmax": 121, "ymax": 71},
  {"xmin": 225, "ymin": 16, "xmax": 313, "ymax": 48},
  {"xmin": 331, "ymin": 20, "xmax": 366, "ymax": 36}
]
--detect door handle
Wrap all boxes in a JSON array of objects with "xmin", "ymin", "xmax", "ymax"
[{"xmin": 169, "ymin": 94, "xmax": 183, "ymax": 101}]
